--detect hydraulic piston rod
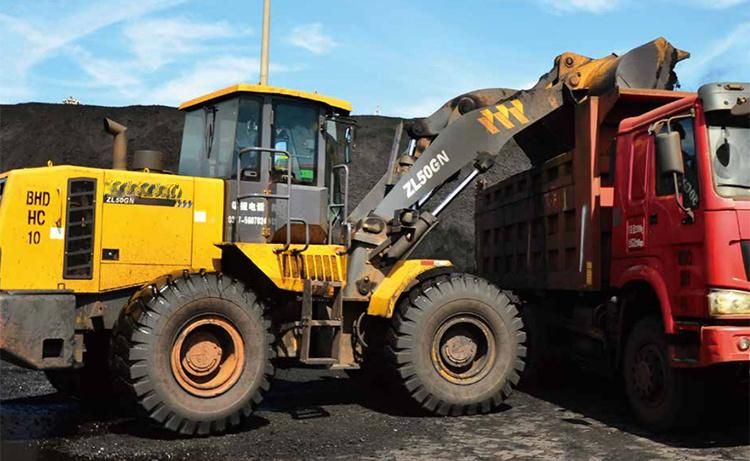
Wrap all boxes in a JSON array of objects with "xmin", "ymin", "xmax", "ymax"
[{"xmin": 432, "ymin": 169, "xmax": 480, "ymax": 216}]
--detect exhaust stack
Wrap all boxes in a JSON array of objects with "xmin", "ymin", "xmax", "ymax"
[{"xmin": 103, "ymin": 118, "xmax": 128, "ymax": 170}]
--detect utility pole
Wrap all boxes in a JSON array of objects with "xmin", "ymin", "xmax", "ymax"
[{"xmin": 259, "ymin": 0, "xmax": 271, "ymax": 85}]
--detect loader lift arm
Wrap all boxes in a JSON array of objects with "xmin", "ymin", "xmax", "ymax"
[{"xmin": 343, "ymin": 37, "xmax": 689, "ymax": 299}]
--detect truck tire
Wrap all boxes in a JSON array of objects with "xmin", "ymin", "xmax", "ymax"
[
  {"xmin": 517, "ymin": 303, "xmax": 552, "ymax": 386},
  {"xmin": 385, "ymin": 273, "xmax": 525, "ymax": 415},
  {"xmin": 111, "ymin": 272, "xmax": 275, "ymax": 435},
  {"xmin": 623, "ymin": 316, "xmax": 703, "ymax": 431}
]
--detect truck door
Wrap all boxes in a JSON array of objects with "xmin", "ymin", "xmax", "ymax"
[{"xmin": 647, "ymin": 116, "xmax": 705, "ymax": 318}]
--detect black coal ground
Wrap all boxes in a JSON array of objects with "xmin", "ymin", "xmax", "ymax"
[{"xmin": 1, "ymin": 361, "xmax": 748, "ymax": 461}]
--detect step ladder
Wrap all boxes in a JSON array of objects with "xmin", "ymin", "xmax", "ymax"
[{"xmin": 299, "ymin": 279, "xmax": 343, "ymax": 365}]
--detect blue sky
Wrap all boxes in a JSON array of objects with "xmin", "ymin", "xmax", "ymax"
[{"xmin": 1, "ymin": 0, "xmax": 748, "ymax": 116}]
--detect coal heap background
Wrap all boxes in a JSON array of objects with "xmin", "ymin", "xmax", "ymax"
[{"xmin": 0, "ymin": 103, "xmax": 530, "ymax": 271}]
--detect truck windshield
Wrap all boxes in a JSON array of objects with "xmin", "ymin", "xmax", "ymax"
[{"xmin": 706, "ymin": 112, "xmax": 750, "ymax": 199}]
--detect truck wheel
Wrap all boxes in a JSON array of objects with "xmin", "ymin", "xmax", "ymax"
[
  {"xmin": 623, "ymin": 316, "xmax": 703, "ymax": 431},
  {"xmin": 517, "ymin": 303, "xmax": 551, "ymax": 386},
  {"xmin": 385, "ymin": 273, "xmax": 525, "ymax": 415},
  {"xmin": 111, "ymin": 272, "xmax": 275, "ymax": 435}
]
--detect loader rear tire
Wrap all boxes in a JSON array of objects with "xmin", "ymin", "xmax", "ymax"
[
  {"xmin": 385, "ymin": 273, "xmax": 526, "ymax": 415},
  {"xmin": 110, "ymin": 272, "xmax": 275, "ymax": 435}
]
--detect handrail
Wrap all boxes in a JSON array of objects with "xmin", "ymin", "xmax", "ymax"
[
  {"xmin": 328, "ymin": 164, "xmax": 350, "ymax": 251},
  {"xmin": 233, "ymin": 146, "xmax": 310, "ymax": 253},
  {"xmin": 287, "ymin": 218, "xmax": 310, "ymax": 255}
]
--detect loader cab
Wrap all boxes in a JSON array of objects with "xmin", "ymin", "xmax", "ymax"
[{"xmin": 177, "ymin": 84, "xmax": 353, "ymax": 245}]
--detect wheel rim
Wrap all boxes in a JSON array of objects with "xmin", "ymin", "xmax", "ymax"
[
  {"xmin": 630, "ymin": 343, "xmax": 666, "ymax": 407},
  {"xmin": 431, "ymin": 314, "xmax": 496, "ymax": 385},
  {"xmin": 170, "ymin": 315, "xmax": 245, "ymax": 397}
]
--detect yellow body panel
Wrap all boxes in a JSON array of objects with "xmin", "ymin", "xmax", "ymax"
[
  {"xmin": 367, "ymin": 259, "xmax": 453, "ymax": 318},
  {"xmin": 0, "ymin": 165, "xmax": 224, "ymax": 293},
  {"xmin": 0, "ymin": 166, "xmax": 103, "ymax": 291},
  {"xmin": 179, "ymin": 83, "xmax": 352, "ymax": 112},
  {"xmin": 227, "ymin": 243, "xmax": 347, "ymax": 292},
  {"xmin": 191, "ymin": 177, "xmax": 224, "ymax": 271}
]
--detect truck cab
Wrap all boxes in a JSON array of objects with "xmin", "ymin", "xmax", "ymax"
[{"xmin": 612, "ymin": 83, "xmax": 750, "ymax": 363}]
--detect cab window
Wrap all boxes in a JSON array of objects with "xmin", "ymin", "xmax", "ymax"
[
  {"xmin": 178, "ymin": 98, "xmax": 238, "ymax": 178},
  {"xmin": 234, "ymin": 96, "xmax": 262, "ymax": 181},
  {"xmin": 655, "ymin": 117, "xmax": 700, "ymax": 208},
  {"xmin": 272, "ymin": 101, "xmax": 319, "ymax": 184}
]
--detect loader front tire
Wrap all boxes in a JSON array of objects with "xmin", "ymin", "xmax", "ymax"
[
  {"xmin": 385, "ymin": 273, "xmax": 525, "ymax": 415},
  {"xmin": 111, "ymin": 272, "xmax": 274, "ymax": 435}
]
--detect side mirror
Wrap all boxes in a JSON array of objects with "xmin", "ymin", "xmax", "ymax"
[
  {"xmin": 654, "ymin": 130, "xmax": 695, "ymax": 223},
  {"xmin": 344, "ymin": 126, "xmax": 354, "ymax": 164},
  {"xmin": 655, "ymin": 131, "xmax": 684, "ymax": 177}
]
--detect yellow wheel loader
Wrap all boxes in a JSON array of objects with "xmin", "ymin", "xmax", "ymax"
[{"xmin": 0, "ymin": 38, "xmax": 685, "ymax": 435}]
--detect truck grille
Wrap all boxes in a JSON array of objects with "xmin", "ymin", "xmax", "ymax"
[
  {"xmin": 742, "ymin": 240, "xmax": 750, "ymax": 281},
  {"xmin": 64, "ymin": 178, "xmax": 96, "ymax": 279}
]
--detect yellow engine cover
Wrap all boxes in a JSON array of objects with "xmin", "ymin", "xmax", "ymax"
[{"xmin": 0, "ymin": 165, "xmax": 224, "ymax": 292}]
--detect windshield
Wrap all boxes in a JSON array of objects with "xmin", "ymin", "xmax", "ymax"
[
  {"xmin": 272, "ymin": 101, "xmax": 319, "ymax": 184},
  {"xmin": 706, "ymin": 111, "xmax": 750, "ymax": 199}
]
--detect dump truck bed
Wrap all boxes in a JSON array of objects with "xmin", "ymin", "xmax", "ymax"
[{"xmin": 475, "ymin": 88, "xmax": 692, "ymax": 292}]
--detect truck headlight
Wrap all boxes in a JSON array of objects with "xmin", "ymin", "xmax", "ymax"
[{"xmin": 708, "ymin": 289, "xmax": 750, "ymax": 316}]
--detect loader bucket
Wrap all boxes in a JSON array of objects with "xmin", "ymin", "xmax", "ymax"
[
  {"xmin": 548, "ymin": 36, "xmax": 691, "ymax": 96},
  {"xmin": 407, "ymin": 38, "xmax": 689, "ymax": 140}
]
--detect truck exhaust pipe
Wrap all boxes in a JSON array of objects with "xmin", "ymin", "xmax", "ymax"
[{"xmin": 103, "ymin": 118, "xmax": 128, "ymax": 170}]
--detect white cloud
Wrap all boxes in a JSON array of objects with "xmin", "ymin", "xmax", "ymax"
[
  {"xmin": 678, "ymin": 21, "xmax": 750, "ymax": 88},
  {"xmin": 0, "ymin": 1, "xmax": 298, "ymax": 106},
  {"xmin": 144, "ymin": 57, "xmax": 291, "ymax": 105},
  {"xmin": 286, "ymin": 23, "xmax": 338, "ymax": 55},
  {"xmin": 391, "ymin": 96, "xmax": 449, "ymax": 119},
  {"xmin": 540, "ymin": 0, "xmax": 622, "ymax": 13},
  {"xmin": 0, "ymin": 0, "xmax": 185, "ymax": 103},
  {"xmin": 123, "ymin": 17, "xmax": 239, "ymax": 71},
  {"xmin": 540, "ymin": 0, "xmax": 749, "ymax": 13},
  {"xmin": 682, "ymin": 0, "xmax": 749, "ymax": 8},
  {"xmin": 65, "ymin": 46, "xmax": 143, "ymax": 96}
]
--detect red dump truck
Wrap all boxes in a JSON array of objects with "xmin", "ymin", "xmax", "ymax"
[{"xmin": 475, "ymin": 83, "xmax": 750, "ymax": 430}]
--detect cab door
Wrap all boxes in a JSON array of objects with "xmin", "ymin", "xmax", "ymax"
[
  {"xmin": 647, "ymin": 115, "xmax": 706, "ymax": 318},
  {"xmin": 266, "ymin": 98, "xmax": 329, "ymax": 244}
]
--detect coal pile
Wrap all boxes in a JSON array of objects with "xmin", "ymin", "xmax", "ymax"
[{"xmin": 0, "ymin": 103, "xmax": 530, "ymax": 271}]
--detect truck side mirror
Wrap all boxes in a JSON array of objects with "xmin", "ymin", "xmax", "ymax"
[
  {"xmin": 655, "ymin": 131, "xmax": 684, "ymax": 177},
  {"xmin": 654, "ymin": 131, "xmax": 694, "ymax": 223}
]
